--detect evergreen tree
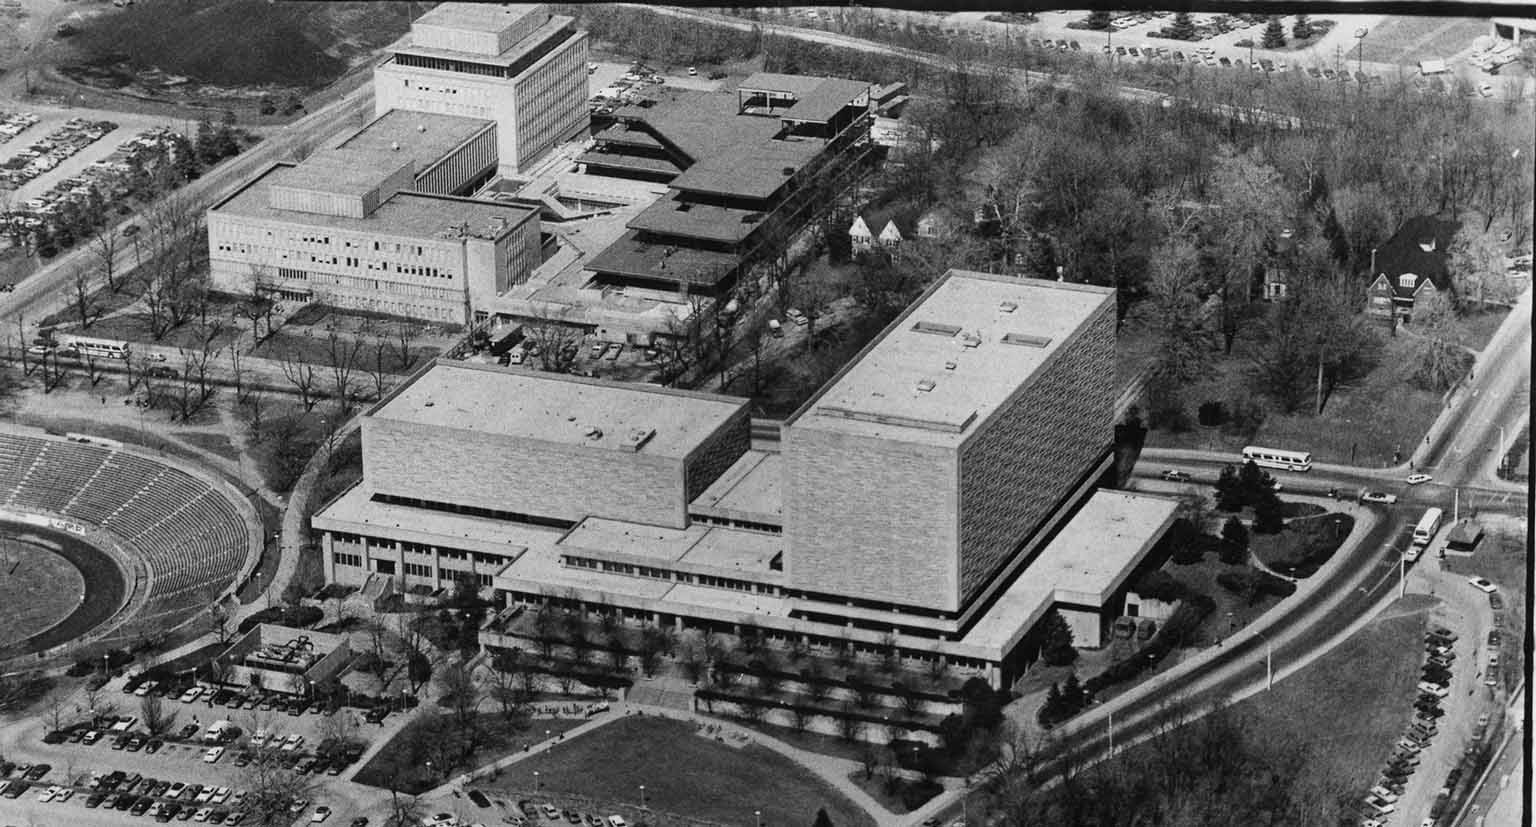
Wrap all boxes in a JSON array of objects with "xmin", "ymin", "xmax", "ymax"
[
  {"xmin": 1292, "ymin": 14, "xmax": 1313, "ymax": 40},
  {"xmin": 812, "ymin": 807, "xmax": 835, "ymax": 827},
  {"xmin": 1086, "ymin": 10, "xmax": 1112, "ymax": 30},
  {"xmin": 1038, "ymin": 681, "xmax": 1065, "ymax": 725},
  {"xmin": 1236, "ymin": 460, "xmax": 1274, "ymax": 506},
  {"xmin": 1261, "ymin": 18, "xmax": 1286, "ymax": 49},
  {"xmin": 1062, "ymin": 672, "xmax": 1087, "ymax": 711},
  {"xmin": 1041, "ymin": 609, "xmax": 1078, "ymax": 666},
  {"xmin": 1168, "ymin": 12, "xmax": 1196, "ymax": 41},
  {"xmin": 169, "ymin": 133, "xmax": 201, "ymax": 182},
  {"xmin": 1253, "ymin": 493, "xmax": 1285, "ymax": 534},
  {"xmin": 1220, "ymin": 516, "xmax": 1250, "ymax": 564},
  {"xmin": 194, "ymin": 119, "xmax": 218, "ymax": 167},
  {"xmin": 1215, "ymin": 464, "xmax": 1245, "ymax": 511}
]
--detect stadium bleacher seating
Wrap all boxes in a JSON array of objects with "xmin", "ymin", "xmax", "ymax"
[{"xmin": 0, "ymin": 432, "xmax": 254, "ymax": 635}]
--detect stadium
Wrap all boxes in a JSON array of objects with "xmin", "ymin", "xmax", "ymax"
[{"xmin": 0, "ymin": 424, "xmax": 263, "ymax": 666}]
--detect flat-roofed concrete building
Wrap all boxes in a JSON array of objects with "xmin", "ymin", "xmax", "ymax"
[
  {"xmin": 375, "ymin": 2, "xmax": 589, "ymax": 174},
  {"xmin": 207, "ymin": 151, "xmax": 541, "ymax": 323},
  {"xmin": 313, "ymin": 272, "xmax": 1171, "ymax": 688},
  {"xmin": 784, "ymin": 271, "xmax": 1118, "ymax": 619}
]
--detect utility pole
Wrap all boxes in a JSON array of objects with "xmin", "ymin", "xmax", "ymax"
[{"xmin": 1316, "ymin": 348, "xmax": 1325, "ymax": 415}]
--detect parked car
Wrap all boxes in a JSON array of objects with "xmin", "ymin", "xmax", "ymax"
[
  {"xmin": 1467, "ymin": 577, "xmax": 1497, "ymax": 593},
  {"xmin": 1361, "ymin": 491, "xmax": 1397, "ymax": 504},
  {"xmin": 1159, "ymin": 469, "xmax": 1193, "ymax": 482},
  {"xmin": 1405, "ymin": 473, "xmax": 1433, "ymax": 485}
]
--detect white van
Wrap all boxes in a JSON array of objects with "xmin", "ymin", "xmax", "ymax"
[{"xmin": 608, "ymin": 817, "xmax": 628, "ymax": 827}]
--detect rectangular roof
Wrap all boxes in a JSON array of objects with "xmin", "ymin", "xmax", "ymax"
[
  {"xmin": 737, "ymin": 72, "xmax": 871, "ymax": 123},
  {"xmin": 372, "ymin": 361, "xmax": 747, "ymax": 459},
  {"xmin": 212, "ymin": 162, "xmax": 536, "ymax": 240},
  {"xmin": 789, "ymin": 270, "xmax": 1114, "ymax": 448},
  {"xmin": 584, "ymin": 230, "xmax": 740, "ymax": 286},
  {"xmin": 335, "ymin": 110, "xmax": 494, "ymax": 176},
  {"xmin": 963, "ymin": 490, "xmax": 1181, "ymax": 652},
  {"xmin": 396, "ymin": 5, "xmax": 574, "ymax": 68},
  {"xmin": 556, "ymin": 516, "xmax": 783, "ymax": 581},
  {"xmin": 627, "ymin": 190, "xmax": 762, "ymax": 243},
  {"xmin": 689, "ymin": 450, "xmax": 783, "ymax": 524},
  {"xmin": 312, "ymin": 482, "xmax": 563, "ymax": 555},
  {"xmin": 282, "ymin": 149, "xmax": 401, "ymax": 198}
]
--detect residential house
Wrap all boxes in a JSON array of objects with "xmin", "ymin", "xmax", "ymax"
[
  {"xmin": 849, "ymin": 204, "xmax": 919, "ymax": 255},
  {"xmin": 1367, "ymin": 215, "xmax": 1459, "ymax": 323},
  {"xmin": 1263, "ymin": 229, "xmax": 1297, "ymax": 300},
  {"xmin": 916, "ymin": 205, "xmax": 964, "ymax": 242}
]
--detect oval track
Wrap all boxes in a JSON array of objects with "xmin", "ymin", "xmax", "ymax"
[{"xmin": 0, "ymin": 520, "xmax": 128, "ymax": 660}]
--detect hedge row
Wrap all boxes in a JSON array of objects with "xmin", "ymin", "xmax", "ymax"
[
  {"xmin": 1215, "ymin": 568, "xmax": 1297, "ymax": 600},
  {"xmin": 1085, "ymin": 594, "xmax": 1215, "ymax": 695},
  {"xmin": 696, "ymin": 687, "xmax": 946, "ymax": 733},
  {"xmin": 713, "ymin": 660, "xmax": 955, "ymax": 704}
]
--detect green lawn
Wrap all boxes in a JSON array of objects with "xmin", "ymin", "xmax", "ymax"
[
  {"xmin": 0, "ymin": 536, "xmax": 85, "ymax": 649},
  {"xmin": 488, "ymin": 716, "xmax": 876, "ymax": 827},
  {"xmin": 1256, "ymin": 336, "xmax": 1442, "ymax": 467},
  {"xmin": 1224, "ymin": 597, "xmax": 1433, "ymax": 814},
  {"xmin": 1251, "ymin": 512, "xmax": 1355, "ymax": 578},
  {"xmin": 353, "ymin": 713, "xmax": 589, "ymax": 794},
  {"xmin": 1161, "ymin": 556, "xmax": 1286, "ymax": 647}
]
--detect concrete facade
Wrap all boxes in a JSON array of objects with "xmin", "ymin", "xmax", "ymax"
[{"xmin": 374, "ymin": 3, "xmax": 590, "ymax": 174}]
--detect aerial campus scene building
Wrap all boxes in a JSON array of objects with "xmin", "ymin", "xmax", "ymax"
[{"xmin": 0, "ymin": 2, "xmax": 1530, "ymax": 827}]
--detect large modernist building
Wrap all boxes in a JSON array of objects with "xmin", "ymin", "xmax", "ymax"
[
  {"xmin": 375, "ymin": 3, "xmax": 590, "ymax": 174},
  {"xmin": 205, "ymin": 113, "xmax": 542, "ymax": 323},
  {"xmin": 314, "ymin": 271, "xmax": 1178, "ymax": 686}
]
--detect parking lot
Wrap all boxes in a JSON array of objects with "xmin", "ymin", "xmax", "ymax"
[
  {"xmin": 0, "ymin": 102, "xmax": 185, "ymax": 205},
  {"xmin": 0, "ymin": 674, "xmax": 397, "ymax": 827}
]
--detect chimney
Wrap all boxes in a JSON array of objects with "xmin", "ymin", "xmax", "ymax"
[{"xmin": 390, "ymin": 141, "xmax": 400, "ymax": 151}]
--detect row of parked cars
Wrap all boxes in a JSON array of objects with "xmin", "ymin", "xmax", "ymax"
[
  {"xmin": 0, "ymin": 117, "xmax": 116, "ymax": 189},
  {"xmin": 503, "ymin": 801, "xmax": 628, "ymax": 827},
  {"xmin": 0, "ymin": 110, "xmax": 40, "ymax": 144},
  {"xmin": 0, "ymin": 762, "xmax": 263, "ymax": 823},
  {"xmin": 1359, "ymin": 626, "xmax": 1461, "ymax": 827},
  {"xmin": 8, "ymin": 126, "xmax": 179, "ymax": 227}
]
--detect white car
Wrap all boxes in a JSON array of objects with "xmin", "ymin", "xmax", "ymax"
[
  {"xmin": 211, "ymin": 787, "xmax": 231, "ymax": 804},
  {"xmin": 134, "ymin": 680, "xmax": 159, "ymax": 697},
  {"xmin": 311, "ymin": 806, "xmax": 332, "ymax": 823},
  {"xmin": 1417, "ymin": 681, "xmax": 1449, "ymax": 698},
  {"xmin": 1478, "ymin": 82, "xmax": 1494, "ymax": 97},
  {"xmin": 195, "ymin": 808, "xmax": 215, "ymax": 822},
  {"xmin": 1401, "ymin": 545, "xmax": 1422, "ymax": 563},
  {"xmin": 1467, "ymin": 577, "xmax": 1497, "ymax": 594},
  {"xmin": 281, "ymin": 733, "xmax": 305, "ymax": 752},
  {"xmin": 1361, "ymin": 491, "xmax": 1397, "ymax": 504},
  {"xmin": 203, "ymin": 746, "xmax": 225, "ymax": 763},
  {"xmin": 36, "ymin": 785, "xmax": 61, "ymax": 802},
  {"xmin": 423, "ymin": 815, "xmax": 459, "ymax": 827},
  {"xmin": 785, "ymin": 307, "xmax": 808, "ymax": 326},
  {"xmin": 179, "ymin": 687, "xmax": 202, "ymax": 703},
  {"xmin": 249, "ymin": 729, "xmax": 269, "ymax": 748},
  {"xmin": 1368, "ymin": 786, "xmax": 1399, "ymax": 804},
  {"xmin": 52, "ymin": 787, "xmax": 73, "ymax": 803},
  {"xmin": 1405, "ymin": 473, "xmax": 1433, "ymax": 485}
]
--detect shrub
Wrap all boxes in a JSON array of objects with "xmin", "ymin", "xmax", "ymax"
[{"xmin": 1197, "ymin": 401, "xmax": 1226, "ymax": 426}]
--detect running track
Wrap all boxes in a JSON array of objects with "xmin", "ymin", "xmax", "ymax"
[{"xmin": 0, "ymin": 520, "xmax": 127, "ymax": 661}]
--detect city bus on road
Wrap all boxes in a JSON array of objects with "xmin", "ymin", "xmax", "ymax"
[
  {"xmin": 1413, "ymin": 507, "xmax": 1444, "ymax": 546},
  {"xmin": 58, "ymin": 334, "xmax": 130, "ymax": 360},
  {"xmin": 1242, "ymin": 445, "xmax": 1313, "ymax": 472}
]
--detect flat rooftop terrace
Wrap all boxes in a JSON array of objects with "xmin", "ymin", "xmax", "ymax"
[
  {"xmin": 372, "ymin": 361, "xmax": 747, "ymax": 459},
  {"xmin": 335, "ymin": 110, "xmax": 494, "ymax": 176},
  {"xmin": 791, "ymin": 270, "xmax": 1114, "ymax": 447},
  {"xmin": 213, "ymin": 162, "xmax": 535, "ymax": 240},
  {"xmin": 689, "ymin": 450, "xmax": 783, "ymax": 525},
  {"xmin": 312, "ymin": 483, "xmax": 563, "ymax": 556},
  {"xmin": 556, "ymin": 516, "xmax": 783, "ymax": 579},
  {"xmin": 963, "ymin": 490, "xmax": 1181, "ymax": 653}
]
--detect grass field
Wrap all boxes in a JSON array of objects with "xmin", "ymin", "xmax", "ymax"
[
  {"xmin": 1162, "ymin": 555, "xmax": 1286, "ymax": 647},
  {"xmin": 1356, "ymin": 17, "xmax": 1492, "ymax": 65},
  {"xmin": 489, "ymin": 717, "xmax": 876, "ymax": 827},
  {"xmin": 0, "ymin": 536, "xmax": 85, "ymax": 649},
  {"xmin": 353, "ymin": 713, "xmax": 589, "ymax": 795},
  {"xmin": 1251, "ymin": 512, "xmax": 1355, "ymax": 578}
]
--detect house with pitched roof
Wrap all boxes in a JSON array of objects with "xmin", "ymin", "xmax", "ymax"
[
  {"xmin": 849, "ymin": 204, "xmax": 919, "ymax": 254},
  {"xmin": 1367, "ymin": 215, "xmax": 1459, "ymax": 323}
]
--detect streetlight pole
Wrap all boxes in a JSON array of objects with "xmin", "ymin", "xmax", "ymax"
[
  {"xmin": 639, "ymin": 785, "xmax": 646, "ymax": 808},
  {"xmin": 1107, "ymin": 711, "xmax": 1114, "ymax": 755},
  {"xmin": 755, "ymin": 811, "xmax": 762, "ymax": 827},
  {"xmin": 534, "ymin": 771, "xmax": 540, "ymax": 791}
]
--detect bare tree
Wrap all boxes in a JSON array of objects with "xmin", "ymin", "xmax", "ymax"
[
  {"xmin": 325, "ymin": 331, "xmax": 365, "ymax": 414},
  {"xmin": 86, "ymin": 223, "xmax": 122, "ymax": 293},
  {"xmin": 522, "ymin": 306, "xmax": 584, "ymax": 374},
  {"xmin": 280, "ymin": 348, "xmax": 319, "ymax": 411},
  {"xmin": 70, "ymin": 264, "xmax": 97, "ymax": 328},
  {"xmin": 393, "ymin": 322, "xmax": 418, "ymax": 371},
  {"xmin": 141, "ymin": 693, "xmax": 177, "ymax": 736},
  {"xmin": 239, "ymin": 747, "xmax": 318, "ymax": 826},
  {"xmin": 369, "ymin": 340, "xmax": 392, "ymax": 401}
]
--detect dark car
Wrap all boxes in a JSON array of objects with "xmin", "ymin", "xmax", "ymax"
[
  {"xmin": 564, "ymin": 810, "xmax": 582, "ymax": 824},
  {"xmin": 1, "ymin": 781, "xmax": 26, "ymax": 798},
  {"xmin": 24, "ymin": 764, "xmax": 50, "ymax": 781},
  {"xmin": 87, "ymin": 793, "xmax": 107, "ymax": 808},
  {"xmin": 1489, "ymin": 593, "xmax": 1504, "ymax": 610},
  {"xmin": 364, "ymin": 708, "xmax": 388, "ymax": 724},
  {"xmin": 177, "ymin": 724, "xmax": 200, "ymax": 740},
  {"xmin": 518, "ymin": 801, "xmax": 540, "ymax": 817},
  {"xmin": 42, "ymin": 730, "xmax": 67, "ymax": 744},
  {"xmin": 468, "ymin": 789, "xmax": 492, "ymax": 808},
  {"xmin": 68, "ymin": 729, "xmax": 88, "ymax": 743},
  {"xmin": 146, "ymin": 738, "xmax": 164, "ymax": 754}
]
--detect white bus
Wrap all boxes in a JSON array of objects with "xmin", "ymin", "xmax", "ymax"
[
  {"xmin": 1413, "ymin": 507, "xmax": 1444, "ymax": 546},
  {"xmin": 1241, "ymin": 445, "xmax": 1313, "ymax": 472},
  {"xmin": 58, "ymin": 334, "xmax": 130, "ymax": 359}
]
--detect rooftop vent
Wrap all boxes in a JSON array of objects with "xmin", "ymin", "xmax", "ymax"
[
  {"xmin": 999, "ymin": 301, "xmax": 1018, "ymax": 313},
  {"xmin": 391, "ymin": 141, "xmax": 400, "ymax": 151},
  {"xmin": 944, "ymin": 361, "xmax": 957, "ymax": 371},
  {"xmin": 960, "ymin": 333, "xmax": 982, "ymax": 349},
  {"xmin": 417, "ymin": 124, "xmax": 427, "ymax": 133},
  {"xmin": 915, "ymin": 379, "xmax": 936, "ymax": 393},
  {"xmin": 619, "ymin": 427, "xmax": 656, "ymax": 452},
  {"xmin": 583, "ymin": 425, "xmax": 603, "ymax": 440},
  {"xmin": 1001, "ymin": 332, "xmax": 1052, "ymax": 348},
  {"xmin": 912, "ymin": 320, "xmax": 961, "ymax": 337}
]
